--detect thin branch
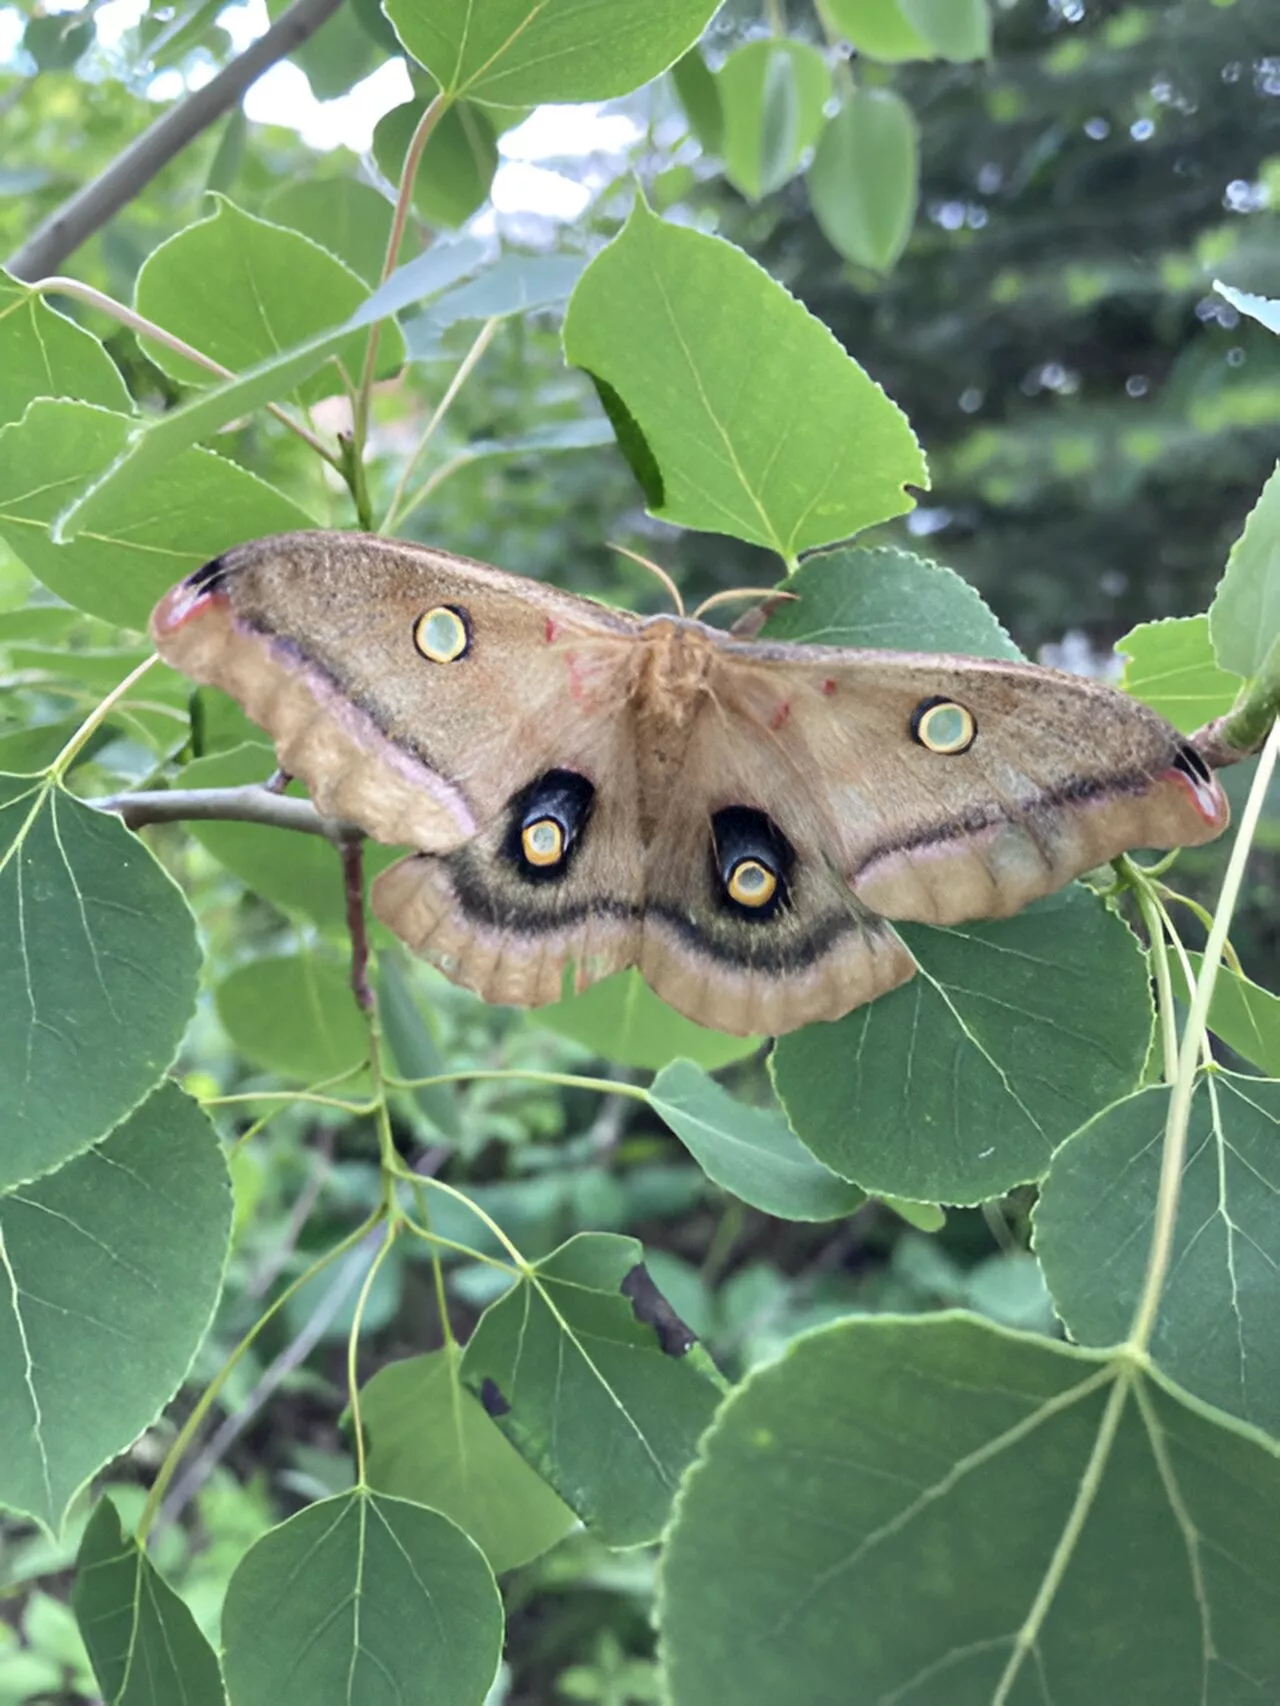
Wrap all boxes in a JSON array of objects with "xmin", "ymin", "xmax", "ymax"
[
  {"xmin": 94, "ymin": 782, "xmax": 357, "ymax": 840},
  {"xmin": 31, "ymin": 276, "xmax": 340, "ymax": 465},
  {"xmin": 341, "ymin": 835, "xmax": 374, "ymax": 1011},
  {"xmin": 5, "ymin": 0, "xmax": 344, "ymax": 282}
]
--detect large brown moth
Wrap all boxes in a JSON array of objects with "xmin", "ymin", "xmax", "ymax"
[{"xmin": 151, "ymin": 531, "xmax": 1229, "ymax": 1037}]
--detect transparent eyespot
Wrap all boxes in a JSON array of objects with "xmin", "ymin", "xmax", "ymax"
[
  {"xmin": 727, "ymin": 857, "xmax": 777, "ymax": 907},
  {"xmin": 912, "ymin": 697, "xmax": 976, "ymax": 754},
  {"xmin": 413, "ymin": 606, "xmax": 469, "ymax": 663},
  {"xmin": 521, "ymin": 818, "xmax": 565, "ymax": 867}
]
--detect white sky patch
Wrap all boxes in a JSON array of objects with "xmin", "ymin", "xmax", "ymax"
[
  {"xmin": 244, "ymin": 54, "xmax": 411, "ymax": 150},
  {"xmin": 500, "ymin": 103, "xmax": 643, "ymax": 162},
  {"xmin": 0, "ymin": 7, "xmax": 23, "ymax": 62},
  {"xmin": 95, "ymin": 0, "xmax": 148, "ymax": 49},
  {"xmin": 491, "ymin": 161, "xmax": 592, "ymax": 221}
]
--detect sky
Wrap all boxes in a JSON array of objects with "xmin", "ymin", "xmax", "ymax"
[{"xmin": 2, "ymin": 0, "xmax": 645, "ymax": 220}]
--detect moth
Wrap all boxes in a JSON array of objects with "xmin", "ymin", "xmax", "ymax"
[{"xmin": 151, "ymin": 531, "xmax": 1229, "ymax": 1037}]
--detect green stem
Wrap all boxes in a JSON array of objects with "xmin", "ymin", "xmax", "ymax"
[
  {"xmin": 136, "ymin": 1210, "xmax": 381, "ymax": 1541},
  {"xmin": 347, "ymin": 1222, "xmax": 398, "ymax": 1487},
  {"xmin": 381, "ymin": 316, "xmax": 501, "ymax": 534},
  {"xmin": 385, "ymin": 1065, "xmax": 652, "ymax": 1104},
  {"xmin": 353, "ymin": 92, "xmax": 451, "ymax": 456},
  {"xmin": 1129, "ymin": 870, "xmax": 1179, "ymax": 1085},
  {"xmin": 1127, "ymin": 715, "xmax": 1280, "ymax": 1353},
  {"xmin": 50, "ymin": 653, "xmax": 159, "ymax": 780}
]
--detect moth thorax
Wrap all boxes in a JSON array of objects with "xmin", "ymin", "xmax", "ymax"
[{"xmin": 636, "ymin": 619, "xmax": 715, "ymax": 724}]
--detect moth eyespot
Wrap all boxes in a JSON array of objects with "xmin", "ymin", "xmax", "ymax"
[
  {"xmin": 413, "ymin": 605, "xmax": 470, "ymax": 663},
  {"xmin": 911, "ymin": 697, "xmax": 976, "ymax": 754},
  {"xmin": 521, "ymin": 818, "xmax": 565, "ymax": 867},
  {"xmin": 727, "ymin": 857, "xmax": 777, "ymax": 908},
  {"xmin": 1173, "ymin": 743, "xmax": 1212, "ymax": 786}
]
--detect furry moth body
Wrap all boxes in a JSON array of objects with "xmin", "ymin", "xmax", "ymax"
[{"xmin": 152, "ymin": 532, "xmax": 1228, "ymax": 1036}]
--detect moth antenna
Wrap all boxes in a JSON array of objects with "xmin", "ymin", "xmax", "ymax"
[
  {"xmin": 607, "ymin": 542, "xmax": 685, "ymax": 617},
  {"xmin": 692, "ymin": 587, "xmax": 800, "ymax": 624}
]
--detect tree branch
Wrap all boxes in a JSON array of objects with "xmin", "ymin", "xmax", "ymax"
[
  {"xmin": 5, "ymin": 0, "xmax": 345, "ymax": 283},
  {"xmin": 94, "ymin": 782, "xmax": 357, "ymax": 840}
]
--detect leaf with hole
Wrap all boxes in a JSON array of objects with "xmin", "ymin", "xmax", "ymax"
[
  {"xmin": 461, "ymin": 1232, "xmax": 723, "ymax": 1546},
  {"xmin": 563, "ymin": 199, "xmax": 926, "ymax": 559},
  {"xmin": 363, "ymin": 1347, "xmax": 578, "ymax": 1571}
]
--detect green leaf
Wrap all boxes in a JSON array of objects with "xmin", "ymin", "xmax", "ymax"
[
  {"xmin": 1118, "ymin": 615, "xmax": 1243, "ymax": 734},
  {"xmin": 1208, "ymin": 461, "xmax": 1280, "ymax": 679},
  {"xmin": 762, "ymin": 544, "xmax": 1020, "ymax": 657},
  {"xmin": 363, "ymin": 1347, "xmax": 578, "ymax": 1571},
  {"xmin": 0, "ymin": 1083, "xmax": 231, "ymax": 1530},
  {"xmin": 73, "ymin": 1497, "xmax": 225, "ymax": 1706},
  {"xmin": 268, "ymin": 0, "xmax": 380, "ymax": 99},
  {"xmin": 820, "ymin": 0, "xmax": 933, "ymax": 62},
  {"xmin": 264, "ymin": 175, "xmax": 397, "ymax": 285},
  {"xmin": 649, "ymin": 1060, "xmax": 865, "ymax": 1221},
  {"xmin": 461, "ymin": 1232, "xmax": 723, "ymax": 1546},
  {"xmin": 808, "ymin": 88, "xmax": 919, "ymax": 273},
  {"xmin": 55, "ymin": 243, "xmax": 485, "ymax": 540},
  {"xmin": 0, "ymin": 400, "xmax": 315, "ymax": 629},
  {"xmin": 215, "ymin": 951, "xmax": 367, "ymax": 1084},
  {"xmin": 773, "ymin": 886, "xmax": 1153, "ymax": 1202},
  {"xmin": 659, "ymin": 1314, "xmax": 1280, "ymax": 1704},
  {"xmin": 900, "ymin": 0, "xmax": 991, "ymax": 60},
  {"xmin": 221, "ymin": 1490, "xmax": 502, "ymax": 1706},
  {"xmin": 717, "ymin": 40, "xmax": 832, "ymax": 202},
  {"xmin": 422, "ymin": 253, "xmax": 587, "ymax": 327},
  {"xmin": 134, "ymin": 198, "xmax": 403, "ymax": 404},
  {"xmin": 384, "ymin": 0, "xmax": 721, "ymax": 105},
  {"xmin": 536, "ymin": 968, "xmax": 760, "ymax": 1071},
  {"xmin": 374, "ymin": 99, "xmax": 498, "ymax": 229},
  {"xmin": 670, "ymin": 47, "xmax": 723, "ymax": 154},
  {"xmin": 1036, "ymin": 1073, "xmax": 1280, "ymax": 1434},
  {"xmin": 0, "ymin": 779, "xmax": 201, "ymax": 1191},
  {"xmin": 176, "ymin": 743, "xmax": 399, "ymax": 935},
  {"xmin": 377, "ymin": 951, "xmax": 461, "ymax": 1139},
  {"xmin": 0, "ymin": 275, "xmax": 130, "ymax": 428},
  {"xmin": 1173, "ymin": 950, "xmax": 1280, "ymax": 1073},
  {"xmin": 563, "ymin": 199, "xmax": 926, "ymax": 559}
]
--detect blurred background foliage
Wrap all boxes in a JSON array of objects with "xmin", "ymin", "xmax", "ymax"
[{"xmin": 1, "ymin": 0, "xmax": 1277, "ymax": 1700}]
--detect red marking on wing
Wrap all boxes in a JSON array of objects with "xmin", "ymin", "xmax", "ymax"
[
  {"xmin": 545, "ymin": 617, "xmax": 560, "ymax": 643},
  {"xmin": 820, "ymin": 678, "xmax": 838, "ymax": 696},
  {"xmin": 1161, "ymin": 764, "xmax": 1230, "ymax": 831},
  {"xmin": 770, "ymin": 701, "xmax": 791, "ymax": 730},
  {"xmin": 152, "ymin": 582, "xmax": 226, "ymax": 637}
]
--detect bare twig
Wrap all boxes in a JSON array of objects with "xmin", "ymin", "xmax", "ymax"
[
  {"xmin": 341, "ymin": 836, "xmax": 374, "ymax": 1011},
  {"xmin": 94, "ymin": 782, "xmax": 357, "ymax": 840},
  {"xmin": 5, "ymin": 0, "xmax": 344, "ymax": 281}
]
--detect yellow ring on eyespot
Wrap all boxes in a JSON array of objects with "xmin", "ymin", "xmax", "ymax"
[
  {"xmin": 522, "ymin": 818, "xmax": 565, "ymax": 867},
  {"xmin": 413, "ymin": 606, "xmax": 468, "ymax": 663},
  {"xmin": 914, "ymin": 699, "xmax": 976, "ymax": 754},
  {"xmin": 727, "ymin": 857, "xmax": 776, "ymax": 908}
]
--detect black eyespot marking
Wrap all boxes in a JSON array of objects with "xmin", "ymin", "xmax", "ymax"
[
  {"xmin": 502, "ymin": 769, "xmax": 596, "ymax": 883},
  {"xmin": 712, "ymin": 807, "xmax": 794, "ymax": 921},
  {"xmin": 184, "ymin": 554, "xmax": 229, "ymax": 594},
  {"xmin": 910, "ymin": 695, "xmax": 976, "ymax": 754},
  {"xmin": 1173, "ymin": 743, "xmax": 1212, "ymax": 787}
]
